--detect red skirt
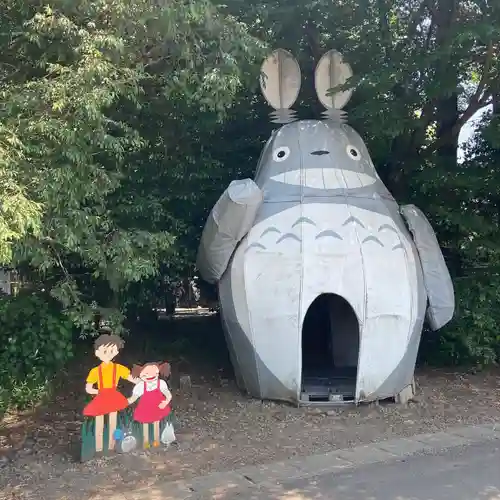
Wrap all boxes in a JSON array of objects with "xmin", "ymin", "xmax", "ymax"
[
  {"xmin": 133, "ymin": 399, "xmax": 171, "ymax": 424},
  {"xmin": 83, "ymin": 388, "xmax": 128, "ymax": 417}
]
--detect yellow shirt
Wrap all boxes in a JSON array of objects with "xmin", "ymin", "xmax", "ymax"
[{"xmin": 86, "ymin": 362, "xmax": 130, "ymax": 389}]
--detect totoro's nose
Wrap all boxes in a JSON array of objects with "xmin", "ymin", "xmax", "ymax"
[{"xmin": 311, "ymin": 150, "xmax": 329, "ymax": 156}]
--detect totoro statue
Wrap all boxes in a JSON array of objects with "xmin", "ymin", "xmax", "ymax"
[{"xmin": 196, "ymin": 49, "xmax": 455, "ymax": 405}]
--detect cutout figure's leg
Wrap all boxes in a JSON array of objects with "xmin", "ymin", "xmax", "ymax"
[
  {"xmin": 153, "ymin": 421, "xmax": 160, "ymax": 446},
  {"xmin": 108, "ymin": 411, "xmax": 117, "ymax": 451},
  {"xmin": 142, "ymin": 423, "xmax": 149, "ymax": 448},
  {"xmin": 95, "ymin": 416, "xmax": 104, "ymax": 452}
]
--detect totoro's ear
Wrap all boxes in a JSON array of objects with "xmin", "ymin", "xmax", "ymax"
[
  {"xmin": 259, "ymin": 49, "xmax": 301, "ymax": 124},
  {"xmin": 314, "ymin": 49, "xmax": 354, "ymax": 122}
]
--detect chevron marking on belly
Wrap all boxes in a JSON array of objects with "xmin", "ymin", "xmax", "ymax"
[
  {"xmin": 276, "ymin": 233, "xmax": 301, "ymax": 244},
  {"xmin": 292, "ymin": 217, "xmax": 316, "ymax": 228},
  {"xmin": 315, "ymin": 230, "xmax": 343, "ymax": 240},
  {"xmin": 343, "ymin": 216, "xmax": 365, "ymax": 228},
  {"xmin": 362, "ymin": 235, "xmax": 384, "ymax": 246},
  {"xmin": 245, "ymin": 242, "xmax": 267, "ymax": 253},
  {"xmin": 378, "ymin": 224, "xmax": 399, "ymax": 234},
  {"xmin": 260, "ymin": 227, "xmax": 281, "ymax": 238}
]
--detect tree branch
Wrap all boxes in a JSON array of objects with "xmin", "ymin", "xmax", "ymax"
[
  {"xmin": 423, "ymin": 10, "xmax": 436, "ymax": 52},
  {"xmin": 376, "ymin": 0, "xmax": 392, "ymax": 63},
  {"xmin": 404, "ymin": 0, "xmax": 434, "ymax": 45},
  {"xmin": 422, "ymin": 98, "xmax": 493, "ymax": 157},
  {"xmin": 474, "ymin": 41, "xmax": 494, "ymax": 101},
  {"xmin": 304, "ymin": 20, "xmax": 322, "ymax": 61},
  {"xmin": 416, "ymin": 32, "xmax": 495, "ymax": 157},
  {"xmin": 452, "ymin": 41, "xmax": 494, "ymax": 133}
]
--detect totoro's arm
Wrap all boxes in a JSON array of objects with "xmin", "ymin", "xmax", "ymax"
[
  {"xmin": 400, "ymin": 204, "xmax": 455, "ymax": 330},
  {"xmin": 196, "ymin": 179, "xmax": 263, "ymax": 284}
]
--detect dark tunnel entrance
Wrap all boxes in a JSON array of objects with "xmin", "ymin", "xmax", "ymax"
[{"xmin": 301, "ymin": 293, "xmax": 359, "ymax": 403}]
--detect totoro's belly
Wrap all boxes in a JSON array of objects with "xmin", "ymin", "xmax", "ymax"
[
  {"xmin": 242, "ymin": 201, "xmax": 414, "ymax": 263},
  {"xmin": 221, "ymin": 200, "xmax": 425, "ymax": 400},
  {"xmin": 235, "ymin": 200, "xmax": 422, "ymax": 335}
]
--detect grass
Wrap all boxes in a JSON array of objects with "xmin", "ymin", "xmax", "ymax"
[
  {"xmin": 1, "ymin": 311, "xmax": 227, "ymax": 429},
  {"xmin": 81, "ymin": 406, "xmax": 178, "ymax": 462},
  {"xmin": 0, "ymin": 371, "xmax": 52, "ymax": 418}
]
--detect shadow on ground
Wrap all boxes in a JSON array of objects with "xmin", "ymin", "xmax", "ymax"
[
  {"xmin": 2, "ymin": 311, "xmax": 500, "ymax": 500},
  {"xmin": 0, "ymin": 310, "xmax": 232, "ymax": 459},
  {"xmin": 134, "ymin": 439, "xmax": 500, "ymax": 500}
]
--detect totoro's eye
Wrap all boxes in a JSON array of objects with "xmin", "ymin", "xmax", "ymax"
[
  {"xmin": 346, "ymin": 145, "xmax": 361, "ymax": 161},
  {"xmin": 273, "ymin": 146, "xmax": 290, "ymax": 162}
]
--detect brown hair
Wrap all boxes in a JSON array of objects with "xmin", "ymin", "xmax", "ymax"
[
  {"xmin": 93, "ymin": 332, "xmax": 125, "ymax": 351},
  {"xmin": 131, "ymin": 361, "xmax": 171, "ymax": 378}
]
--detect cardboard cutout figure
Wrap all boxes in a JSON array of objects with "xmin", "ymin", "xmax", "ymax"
[
  {"xmin": 128, "ymin": 361, "xmax": 173, "ymax": 448},
  {"xmin": 83, "ymin": 332, "xmax": 137, "ymax": 453},
  {"xmin": 196, "ymin": 49, "xmax": 455, "ymax": 405}
]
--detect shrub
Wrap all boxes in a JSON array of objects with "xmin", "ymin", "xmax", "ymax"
[
  {"xmin": 0, "ymin": 291, "xmax": 74, "ymax": 415},
  {"xmin": 418, "ymin": 275, "xmax": 500, "ymax": 367}
]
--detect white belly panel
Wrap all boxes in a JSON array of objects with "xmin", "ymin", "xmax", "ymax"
[
  {"xmin": 239, "ymin": 198, "xmax": 423, "ymax": 401},
  {"xmin": 298, "ymin": 202, "xmax": 366, "ymax": 326},
  {"xmin": 243, "ymin": 202, "xmax": 303, "ymax": 396},
  {"xmin": 346, "ymin": 205, "xmax": 420, "ymax": 399}
]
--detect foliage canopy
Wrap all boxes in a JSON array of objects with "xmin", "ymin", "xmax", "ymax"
[{"xmin": 1, "ymin": 0, "xmax": 500, "ymax": 366}]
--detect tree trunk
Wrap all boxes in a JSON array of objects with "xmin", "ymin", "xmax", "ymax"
[
  {"xmin": 434, "ymin": 0, "xmax": 459, "ymax": 167},
  {"xmin": 492, "ymin": 92, "xmax": 500, "ymax": 117}
]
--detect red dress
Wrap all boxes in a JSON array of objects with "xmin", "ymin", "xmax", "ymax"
[
  {"xmin": 133, "ymin": 380, "xmax": 171, "ymax": 424},
  {"xmin": 83, "ymin": 364, "xmax": 129, "ymax": 417}
]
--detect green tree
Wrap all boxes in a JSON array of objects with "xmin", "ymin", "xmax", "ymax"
[
  {"xmin": 2, "ymin": 0, "xmax": 500, "ymax": 364},
  {"xmin": 212, "ymin": 0, "xmax": 500, "ymax": 363},
  {"xmin": 0, "ymin": 0, "xmax": 264, "ymax": 331}
]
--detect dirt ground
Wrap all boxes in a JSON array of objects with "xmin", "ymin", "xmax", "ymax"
[{"xmin": 1, "ymin": 311, "xmax": 500, "ymax": 500}]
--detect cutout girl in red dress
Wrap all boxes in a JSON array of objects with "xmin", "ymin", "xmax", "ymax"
[
  {"xmin": 127, "ymin": 361, "xmax": 172, "ymax": 448},
  {"xmin": 84, "ymin": 332, "xmax": 138, "ymax": 453}
]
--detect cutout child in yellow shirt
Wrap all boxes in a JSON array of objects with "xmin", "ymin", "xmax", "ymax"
[{"xmin": 84, "ymin": 331, "xmax": 137, "ymax": 452}]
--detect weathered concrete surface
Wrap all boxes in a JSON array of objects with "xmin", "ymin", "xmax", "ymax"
[
  {"xmin": 225, "ymin": 439, "xmax": 500, "ymax": 500},
  {"xmin": 119, "ymin": 423, "xmax": 500, "ymax": 500}
]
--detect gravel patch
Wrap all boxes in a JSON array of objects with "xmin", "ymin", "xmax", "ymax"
[
  {"xmin": 1, "ymin": 313, "xmax": 499, "ymax": 500},
  {"xmin": 1, "ymin": 366, "xmax": 500, "ymax": 500}
]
